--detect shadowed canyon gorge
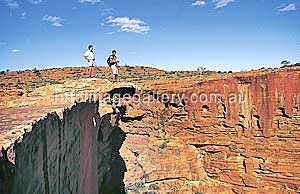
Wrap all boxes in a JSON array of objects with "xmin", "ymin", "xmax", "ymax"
[{"xmin": 0, "ymin": 66, "xmax": 300, "ymax": 193}]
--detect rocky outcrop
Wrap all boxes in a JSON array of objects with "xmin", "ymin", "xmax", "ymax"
[
  {"xmin": 1, "ymin": 100, "xmax": 126, "ymax": 194},
  {"xmin": 0, "ymin": 78, "xmax": 135, "ymax": 162}
]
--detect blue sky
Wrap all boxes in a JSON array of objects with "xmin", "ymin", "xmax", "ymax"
[{"xmin": 0, "ymin": 0, "xmax": 299, "ymax": 71}]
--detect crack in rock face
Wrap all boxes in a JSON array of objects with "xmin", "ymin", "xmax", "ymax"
[{"xmin": 97, "ymin": 112, "xmax": 127, "ymax": 194}]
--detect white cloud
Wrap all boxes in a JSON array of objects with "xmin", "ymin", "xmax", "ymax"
[
  {"xmin": 29, "ymin": 0, "xmax": 42, "ymax": 4},
  {"xmin": 106, "ymin": 16, "xmax": 151, "ymax": 34},
  {"xmin": 5, "ymin": 0, "xmax": 20, "ymax": 9},
  {"xmin": 42, "ymin": 15, "xmax": 65, "ymax": 27},
  {"xmin": 11, "ymin": 49, "xmax": 21, "ymax": 52},
  {"xmin": 213, "ymin": 0, "xmax": 234, "ymax": 9},
  {"xmin": 0, "ymin": 42, "xmax": 7, "ymax": 46},
  {"xmin": 192, "ymin": 0, "xmax": 206, "ymax": 7},
  {"xmin": 78, "ymin": 0, "xmax": 100, "ymax": 4},
  {"xmin": 277, "ymin": 3, "xmax": 297, "ymax": 12}
]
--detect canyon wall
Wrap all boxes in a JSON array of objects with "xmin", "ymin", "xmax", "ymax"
[
  {"xmin": 2, "ymin": 101, "xmax": 126, "ymax": 194},
  {"xmin": 119, "ymin": 68, "xmax": 300, "ymax": 193},
  {"xmin": 0, "ymin": 68, "xmax": 300, "ymax": 194}
]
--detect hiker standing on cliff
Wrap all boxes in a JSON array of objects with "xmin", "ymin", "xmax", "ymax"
[
  {"xmin": 107, "ymin": 50, "xmax": 120, "ymax": 83},
  {"xmin": 84, "ymin": 44, "xmax": 96, "ymax": 77}
]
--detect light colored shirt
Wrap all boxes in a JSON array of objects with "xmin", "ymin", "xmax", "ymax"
[{"xmin": 84, "ymin": 50, "xmax": 95, "ymax": 66}]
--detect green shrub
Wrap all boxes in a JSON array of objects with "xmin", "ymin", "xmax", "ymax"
[
  {"xmin": 149, "ymin": 184, "xmax": 160, "ymax": 190},
  {"xmin": 159, "ymin": 140, "xmax": 169, "ymax": 149},
  {"xmin": 33, "ymin": 68, "xmax": 42, "ymax": 77},
  {"xmin": 130, "ymin": 182, "xmax": 145, "ymax": 193}
]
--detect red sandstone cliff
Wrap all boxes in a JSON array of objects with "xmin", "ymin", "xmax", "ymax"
[
  {"xmin": 0, "ymin": 66, "xmax": 299, "ymax": 193},
  {"xmin": 1, "ymin": 101, "xmax": 127, "ymax": 194},
  {"xmin": 120, "ymin": 68, "xmax": 300, "ymax": 193}
]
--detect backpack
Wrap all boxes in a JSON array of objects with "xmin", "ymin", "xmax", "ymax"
[{"xmin": 107, "ymin": 56, "xmax": 111, "ymax": 67}]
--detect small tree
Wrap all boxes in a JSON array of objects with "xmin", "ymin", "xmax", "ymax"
[
  {"xmin": 280, "ymin": 60, "xmax": 292, "ymax": 68},
  {"xmin": 281, "ymin": 60, "xmax": 290, "ymax": 65},
  {"xmin": 32, "ymin": 68, "xmax": 42, "ymax": 77},
  {"xmin": 197, "ymin": 66, "xmax": 206, "ymax": 75}
]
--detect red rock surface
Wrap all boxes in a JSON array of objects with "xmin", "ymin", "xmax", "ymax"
[{"xmin": 1, "ymin": 66, "xmax": 300, "ymax": 193}]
